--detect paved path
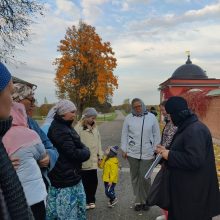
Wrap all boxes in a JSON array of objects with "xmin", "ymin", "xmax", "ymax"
[
  {"xmin": 87, "ymin": 110, "xmax": 162, "ymax": 220},
  {"xmin": 87, "ymin": 110, "xmax": 220, "ymax": 220}
]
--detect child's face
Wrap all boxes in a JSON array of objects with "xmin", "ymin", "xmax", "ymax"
[{"xmin": 105, "ymin": 147, "xmax": 110, "ymax": 155}]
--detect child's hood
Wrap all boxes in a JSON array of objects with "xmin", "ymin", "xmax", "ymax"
[
  {"xmin": 11, "ymin": 102, "xmax": 28, "ymax": 127},
  {"xmin": 109, "ymin": 157, "xmax": 119, "ymax": 164}
]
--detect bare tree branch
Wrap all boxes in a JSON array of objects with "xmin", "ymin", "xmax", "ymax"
[{"xmin": 0, "ymin": 0, "xmax": 44, "ymax": 62}]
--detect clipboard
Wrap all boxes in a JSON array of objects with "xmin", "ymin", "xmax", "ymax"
[{"xmin": 144, "ymin": 154, "xmax": 162, "ymax": 180}]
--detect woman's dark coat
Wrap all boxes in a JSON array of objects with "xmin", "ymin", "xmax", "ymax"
[
  {"xmin": 48, "ymin": 114, "xmax": 90, "ymax": 188},
  {"xmin": 167, "ymin": 114, "xmax": 220, "ymax": 220}
]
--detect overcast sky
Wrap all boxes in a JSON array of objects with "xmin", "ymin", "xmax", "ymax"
[{"xmin": 7, "ymin": 0, "xmax": 220, "ymax": 105}]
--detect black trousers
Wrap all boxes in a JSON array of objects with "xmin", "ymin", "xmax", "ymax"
[
  {"xmin": 30, "ymin": 200, "xmax": 46, "ymax": 220},
  {"xmin": 81, "ymin": 169, "xmax": 98, "ymax": 204}
]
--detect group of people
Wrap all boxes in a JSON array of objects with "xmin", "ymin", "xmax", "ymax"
[
  {"xmin": 0, "ymin": 62, "xmax": 120, "ymax": 220},
  {"xmin": 121, "ymin": 96, "xmax": 220, "ymax": 220},
  {"xmin": 0, "ymin": 61, "xmax": 220, "ymax": 220}
]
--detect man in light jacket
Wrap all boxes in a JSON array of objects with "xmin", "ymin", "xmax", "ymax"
[{"xmin": 121, "ymin": 98, "xmax": 161, "ymax": 211}]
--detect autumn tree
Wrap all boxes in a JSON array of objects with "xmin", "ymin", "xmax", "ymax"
[
  {"xmin": 0, "ymin": 0, "xmax": 44, "ymax": 61},
  {"xmin": 54, "ymin": 21, "xmax": 118, "ymax": 115},
  {"xmin": 39, "ymin": 104, "xmax": 54, "ymax": 116}
]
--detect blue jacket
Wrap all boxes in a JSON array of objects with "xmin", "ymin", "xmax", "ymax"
[{"xmin": 28, "ymin": 117, "xmax": 59, "ymax": 183}]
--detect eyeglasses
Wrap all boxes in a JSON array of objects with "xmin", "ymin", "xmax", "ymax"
[{"xmin": 133, "ymin": 105, "xmax": 142, "ymax": 109}]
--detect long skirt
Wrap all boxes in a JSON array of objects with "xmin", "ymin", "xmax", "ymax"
[{"xmin": 46, "ymin": 181, "xmax": 86, "ymax": 220}]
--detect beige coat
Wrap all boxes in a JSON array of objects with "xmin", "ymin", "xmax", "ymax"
[{"xmin": 75, "ymin": 123, "xmax": 103, "ymax": 170}]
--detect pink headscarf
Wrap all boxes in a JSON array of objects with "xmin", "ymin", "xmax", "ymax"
[{"xmin": 2, "ymin": 102, "xmax": 42, "ymax": 156}]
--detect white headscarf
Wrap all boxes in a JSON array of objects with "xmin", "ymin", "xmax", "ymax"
[{"xmin": 44, "ymin": 99, "xmax": 77, "ymax": 125}]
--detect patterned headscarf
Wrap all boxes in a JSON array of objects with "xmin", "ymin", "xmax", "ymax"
[
  {"xmin": 12, "ymin": 83, "xmax": 34, "ymax": 102},
  {"xmin": 44, "ymin": 99, "xmax": 77, "ymax": 124}
]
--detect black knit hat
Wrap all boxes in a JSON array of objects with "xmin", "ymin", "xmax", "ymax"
[{"xmin": 165, "ymin": 96, "xmax": 188, "ymax": 114}]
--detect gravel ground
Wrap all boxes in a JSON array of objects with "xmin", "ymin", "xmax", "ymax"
[{"xmin": 87, "ymin": 110, "xmax": 220, "ymax": 220}]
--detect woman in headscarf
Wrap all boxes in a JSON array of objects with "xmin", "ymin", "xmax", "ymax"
[
  {"xmin": 12, "ymin": 83, "xmax": 59, "ymax": 189},
  {"xmin": 121, "ymin": 98, "xmax": 161, "ymax": 211},
  {"xmin": 41, "ymin": 105, "xmax": 57, "ymax": 135},
  {"xmin": 0, "ymin": 62, "xmax": 33, "ymax": 220},
  {"xmin": 75, "ymin": 107, "xmax": 103, "ymax": 210},
  {"xmin": 46, "ymin": 99, "xmax": 90, "ymax": 220},
  {"xmin": 156, "ymin": 96, "xmax": 220, "ymax": 220}
]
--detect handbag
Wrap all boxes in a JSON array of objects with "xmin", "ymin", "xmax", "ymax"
[{"xmin": 146, "ymin": 163, "xmax": 170, "ymax": 210}]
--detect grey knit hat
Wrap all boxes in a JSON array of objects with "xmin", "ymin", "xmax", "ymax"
[{"xmin": 82, "ymin": 107, "xmax": 98, "ymax": 118}]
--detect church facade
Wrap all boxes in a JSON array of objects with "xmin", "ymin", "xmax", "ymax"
[{"xmin": 159, "ymin": 55, "xmax": 220, "ymax": 140}]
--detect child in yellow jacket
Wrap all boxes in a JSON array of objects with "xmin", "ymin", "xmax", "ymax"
[{"xmin": 99, "ymin": 146, "xmax": 119, "ymax": 207}]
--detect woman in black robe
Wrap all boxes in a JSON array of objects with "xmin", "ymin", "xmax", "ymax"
[{"xmin": 156, "ymin": 96, "xmax": 220, "ymax": 220}]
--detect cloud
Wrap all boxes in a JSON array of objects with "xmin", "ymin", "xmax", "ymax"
[
  {"xmin": 81, "ymin": 0, "xmax": 109, "ymax": 24},
  {"xmin": 121, "ymin": 2, "xmax": 129, "ymax": 11},
  {"xmin": 185, "ymin": 2, "xmax": 220, "ymax": 18},
  {"xmin": 129, "ymin": 1, "xmax": 220, "ymax": 32},
  {"xmin": 55, "ymin": 0, "xmax": 81, "ymax": 19},
  {"xmin": 112, "ymin": 0, "xmax": 150, "ymax": 12},
  {"xmin": 7, "ymin": 0, "xmax": 220, "ymax": 106},
  {"xmin": 120, "ymin": 54, "xmax": 137, "ymax": 59},
  {"xmin": 109, "ymin": 20, "xmax": 220, "ymax": 105},
  {"xmin": 113, "ymin": 75, "xmax": 161, "ymax": 105},
  {"xmin": 7, "ymin": 3, "xmax": 81, "ymax": 104},
  {"xmin": 164, "ymin": 0, "xmax": 191, "ymax": 3}
]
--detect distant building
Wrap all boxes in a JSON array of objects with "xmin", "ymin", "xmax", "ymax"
[
  {"xmin": 159, "ymin": 55, "xmax": 220, "ymax": 140},
  {"xmin": 159, "ymin": 55, "xmax": 220, "ymax": 101}
]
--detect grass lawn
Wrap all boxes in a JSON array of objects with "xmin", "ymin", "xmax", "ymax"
[
  {"xmin": 96, "ymin": 112, "xmax": 116, "ymax": 122},
  {"xmin": 33, "ymin": 112, "xmax": 117, "ymax": 127},
  {"xmin": 121, "ymin": 110, "xmax": 128, "ymax": 116},
  {"xmin": 214, "ymin": 144, "xmax": 220, "ymax": 189}
]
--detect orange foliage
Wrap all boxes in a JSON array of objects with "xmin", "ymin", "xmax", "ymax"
[{"xmin": 54, "ymin": 21, "xmax": 118, "ymax": 113}]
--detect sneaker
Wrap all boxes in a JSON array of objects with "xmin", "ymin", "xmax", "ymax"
[
  {"xmin": 134, "ymin": 203, "xmax": 142, "ymax": 211},
  {"xmin": 111, "ymin": 198, "xmax": 118, "ymax": 206},
  {"xmin": 108, "ymin": 203, "xmax": 113, "ymax": 208},
  {"xmin": 108, "ymin": 198, "xmax": 118, "ymax": 207},
  {"xmin": 89, "ymin": 203, "xmax": 96, "ymax": 209},
  {"xmin": 155, "ymin": 215, "xmax": 166, "ymax": 220},
  {"xmin": 86, "ymin": 204, "xmax": 90, "ymax": 210}
]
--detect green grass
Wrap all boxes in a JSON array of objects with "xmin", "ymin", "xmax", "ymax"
[
  {"xmin": 214, "ymin": 144, "xmax": 220, "ymax": 189},
  {"xmin": 32, "ymin": 115, "xmax": 46, "ymax": 120},
  {"xmin": 121, "ymin": 109, "xmax": 128, "ymax": 116},
  {"xmin": 96, "ymin": 112, "xmax": 116, "ymax": 121}
]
